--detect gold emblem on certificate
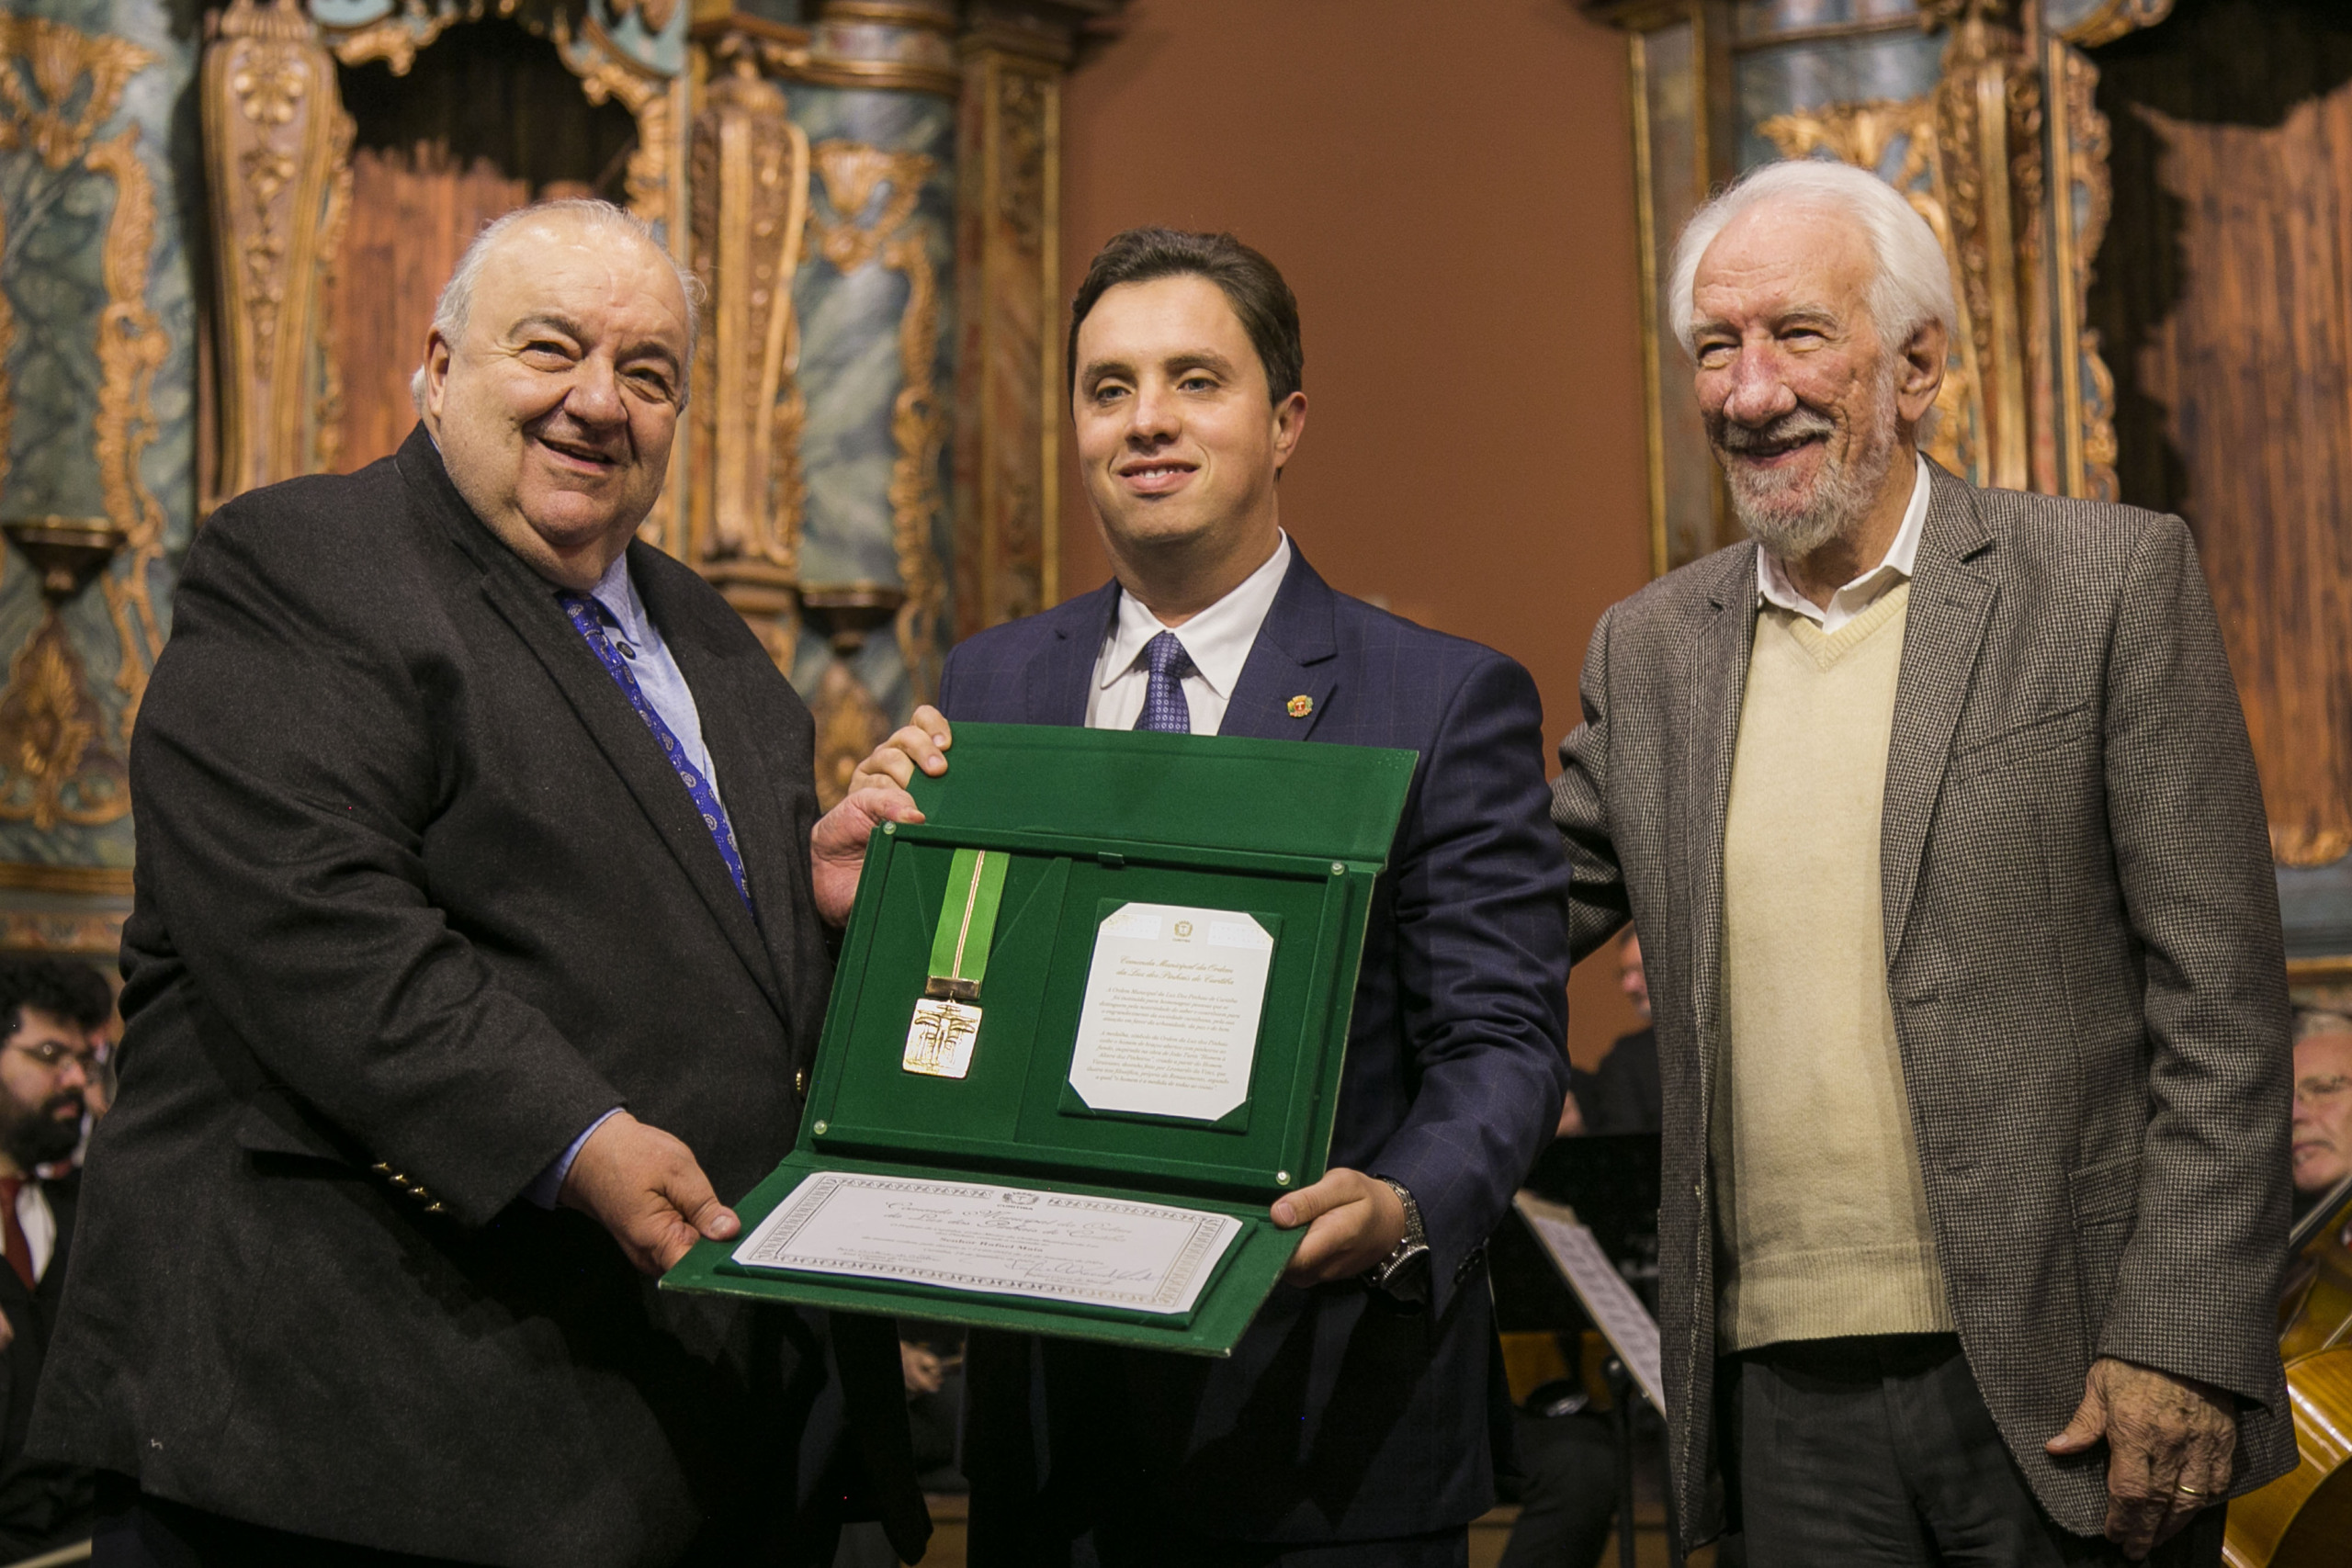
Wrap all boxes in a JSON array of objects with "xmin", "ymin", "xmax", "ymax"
[{"xmin": 904, "ymin": 849, "xmax": 1006, "ymax": 1079}]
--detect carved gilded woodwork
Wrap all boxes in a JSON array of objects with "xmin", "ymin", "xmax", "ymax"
[
  {"xmin": 202, "ymin": 0, "xmax": 350, "ymax": 502},
  {"xmin": 688, "ymin": 33, "xmax": 813, "ymax": 672},
  {"xmin": 85, "ymin": 130, "xmax": 171, "ymax": 739},
  {"xmin": 200, "ymin": 1, "xmax": 692, "ymax": 507},
  {"xmin": 805, "ymin": 138, "xmax": 948, "ymax": 709},
  {"xmin": 2050, "ymin": 0, "xmax": 2177, "ymax": 49},
  {"xmin": 0, "ymin": 17, "xmax": 174, "ymax": 831},
  {"xmin": 1757, "ymin": 96, "xmax": 1984, "ymax": 479},
  {"xmin": 1754, "ymin": 7, "xmax": 2041, "ymax": 494},
  {"xmin": 0, "ymin": 18, "xmax": 153, "ymax": 169},
  {"xmin": 2047, "ymin": 39, "xmax": 2118, "ymax": 502},
  {"xmin": 953, "ymin": 38, "xmax": 1061, "ymax": 637}
]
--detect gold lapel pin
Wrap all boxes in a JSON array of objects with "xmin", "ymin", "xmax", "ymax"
[{"xmin": 1287, "ymin": 694, "xmax": 1314, "ymax": 718}]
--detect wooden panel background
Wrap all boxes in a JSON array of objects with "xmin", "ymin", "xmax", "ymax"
[
  {"xmin": 322, "ymin": 18, "xmax": 639, "ymax": 475},
  {"xmin": 2087, "ymin": 0, "xmax": 2352, "ymax": 868}
]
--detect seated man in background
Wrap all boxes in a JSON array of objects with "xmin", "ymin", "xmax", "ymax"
[
  {"xmin": 20, "ymin": 958, "xmax": 116, "ymax": 1146},
  {"xmin": 1559, "ymin": 929, "xmax": 1659, "ymax": 1138},
  {"xmin": 2291, "ymin": 1007, "xmax": 2352, "ymax": 1221},
  {"xmin": 0, "ymin": 959, "xmax": 99, "ymax": 1561}
]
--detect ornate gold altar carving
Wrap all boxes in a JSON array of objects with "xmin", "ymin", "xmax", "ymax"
[
  {"xmin": 1757, "ymin": 96, "xmax": 1983, "ymax": 479},
  {"xmin": 799, "ymin": 0, "xmax": 962, "ymax": 97},
  {"xmin": 0, "ymin": 911, "xmax": 126, "ymax": 955},
  {"xmin": 886, "ymin": 214, "xmax": 947, "ymax": 706},
  {"xmin": 808, "ymin": 651, "xmax": 891, "ymax": 811},
  {"xmin": 0, "ymin": 17, "xmax": 169, "ymax": 828},
  {"xmin": 0, "ymin": 518, "xmax": 132, "ymax": 833},
  {"xmin": 0, "ymin": 17, "xmax": 153, "ymax": 171},
  {"xmin": 0, "ymin": 862, "xmax": 131, "ymax": 897},
  {"xmin": 2049, "ymin": 39, "xmax": 2119, "ymax": 501},
  {"xmin": 808, "ymin": 140, "xmax": 947, "ymax": 706},
  {"xmin": 202, "ymin": 0, "xmax": 350, "ymax": 502},
  {"xmin": 953, "ymin": 40, "xmax": 1060, "ymax": 636},
  {"xmin": 687, "ymin": 34, "xmax": 812, "ymax": 671},
  {"xmin": 2056, "ymin": 0, "xmax": 2176, "ymax": 50},
  {"xmin": 85, "ymin": 129, "xmax": 170, "ymax": 739},
  {"xmin": 563, "ymin": 28, "xmax": 674, "ymax": 224},
  {"xmin": 609, "ymin": 0, "xmax": 682, "ymax": 35},
  {"xmin": 0, "ymin": 614, "xmax": 125, "ymax": 832},
  {"xmin": 1755, "ymin": 5, "xmax": 2041, "ymax": 494}
]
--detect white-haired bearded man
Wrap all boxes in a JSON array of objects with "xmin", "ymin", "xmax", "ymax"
[{"xmin": 1549, "ymin": 160, "xmax": 2294, "ymax": 1565}]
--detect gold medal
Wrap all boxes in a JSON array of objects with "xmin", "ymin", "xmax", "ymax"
[
  {"xmin": 904, "ymin": 850, "xmax": 1004, "ymax": 1079},
  {"xmin": 904, "ymin": 985, "xmax": 983, "ymax": 1078}
]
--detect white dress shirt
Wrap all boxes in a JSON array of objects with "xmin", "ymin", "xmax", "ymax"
[
  {"xmin": 17, "ymin": 1179, "xmax": 52, "ymax": 1283},
  {"xmin": 1086, "ymin": 534, "xmax": 1292, "ymax": 735},
  {"xmin": 1755, "ymin": 456, "xmax": 1930, "ymax": 633}
]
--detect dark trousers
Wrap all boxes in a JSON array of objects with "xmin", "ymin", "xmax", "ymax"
[
  {"xmin": 1088, "ymin": 1520, "xmax": 1470, "ymax": 1568},
  {"xmin": 1495, "ymin": 1409, "xmax": 1619, "ymax": 1568},
  {"xmin": 90, "ymin": 1477, "xmax": 807, "ymax": 1568},
  {"xmin": 1724, "ymin": 1336, "xmax": 2226, "ymax": 1568},
  {"xmin": 92, "ymin": 1480, "xmax": 476, "ymax": 1568}
]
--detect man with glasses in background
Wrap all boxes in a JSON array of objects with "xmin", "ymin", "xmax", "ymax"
[{"xmin": 0, "ymin": 958, "xmax": 100, "ymax": 1561}]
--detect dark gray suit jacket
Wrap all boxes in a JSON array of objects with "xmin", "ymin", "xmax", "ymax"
[
  {"xmin": 1550, "ymin": 462, "xmax": 2295, "ymax": 1541},
  {"xmin": 29, "ymin": 427, "xmax": 922, "ymax": 1567}
]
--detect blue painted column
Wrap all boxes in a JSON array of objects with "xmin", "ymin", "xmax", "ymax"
[
  {"xmin": 0, "ymin": 0, "xmax": 198, "ymax": 952},
  {"xmin": 779, "ymin": 0, "xmax": 959, "ymax": 803}
]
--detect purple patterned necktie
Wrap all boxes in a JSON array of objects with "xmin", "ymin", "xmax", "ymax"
[
  {"xmin": 557, "ymin": 590, "xmax": 756, "ymax": 920},
  {"xmin": 1134, "ymin": 630, "xmax": 1195, "ymax": 734}
]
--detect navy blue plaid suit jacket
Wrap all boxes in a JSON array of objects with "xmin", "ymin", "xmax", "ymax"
[{"xmin": 944, "ymin": 545, "xmax": 1572, "ymax": 1548}]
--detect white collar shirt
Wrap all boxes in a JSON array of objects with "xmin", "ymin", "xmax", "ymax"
[
  {"xmin": 13, "ymin": 1178, "xmax": 52, "ymax": 1284},
  {"xmin": 1086, "ymin": 534, "xmax": 1292, "ymax": 735},
  {"xmin": 1755, "ymin": 456, "xmax": 1931, "ymax": 634}
]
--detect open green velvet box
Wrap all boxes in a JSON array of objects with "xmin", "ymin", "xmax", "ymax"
[{"xmin": 661, "ymin": 723, "xmax": 1416, "ymax": 1356}]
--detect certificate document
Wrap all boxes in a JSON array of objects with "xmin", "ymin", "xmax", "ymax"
[
  {"xmin": 1067, "ymin": 902, "xmax": 1275, "ymax": 1122},
  {"xmin": 732, "ymin": 1171, "xmax": 1243, "ymax": 1315}
]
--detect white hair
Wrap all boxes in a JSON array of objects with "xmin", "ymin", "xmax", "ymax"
[
  {"xmin": 1668, "ymin": 157, "xmax": 1955, "ymax": 366},
  {"xmin": 409, "ymin": 197, "xmax": 702, "ymax": 412}
]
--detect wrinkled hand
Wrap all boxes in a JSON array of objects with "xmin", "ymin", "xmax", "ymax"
[
  {"xmin": 852, "ymin": 705, "xmax": 954, "ymax": 795},
  {"xmin": 1272, "ymin": 1168, "xmax": 1407, "ymax": 1286},
  {"xmin": 558, "ymin": 1111, "xmax": 739, "ymax": 1276},
  {"xmin": 810, "ymin": 787, "xmax": 927, "ymax": 926},
  {"xmin": 2045, "ymin": 1356, "xmax": 2235, "ymax": 1559}
]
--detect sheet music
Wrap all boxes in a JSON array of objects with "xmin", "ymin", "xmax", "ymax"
[{"xmin": 1513, "ymin": 1191, "xmax": 1665, "ymax": 1408}]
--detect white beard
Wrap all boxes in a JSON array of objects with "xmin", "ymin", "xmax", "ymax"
[{"xmin": 1715, "ymin": 367, "xmax": 1901, "ymax": 564}]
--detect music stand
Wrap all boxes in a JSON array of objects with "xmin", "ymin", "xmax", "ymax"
[{"xmin": 1487, "ymin": 1134, "xmax": 1669, "ymax": 1568}]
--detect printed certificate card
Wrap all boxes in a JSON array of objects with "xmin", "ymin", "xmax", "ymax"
[
  {"xmin": 1067, "ymin": 902, "xmax": 1275, "ymax": 1122},
  {"xmin": 731, "ymin": 1171, "xmax": 1243, "ymax": 1315}
]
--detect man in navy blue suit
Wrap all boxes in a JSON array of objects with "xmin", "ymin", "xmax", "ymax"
[{"xmin": 851, "ymin": 228, "xmax": 1573, "ymax": 1567}]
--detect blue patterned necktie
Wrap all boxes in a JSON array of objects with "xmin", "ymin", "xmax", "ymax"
[
  {"xmin": 1134, "ymin": 630, "xmax": 1195, "ymax": 734},
  {"xmin": 556, "ymin": 591, "xmax": 756, "ymax": 919}
]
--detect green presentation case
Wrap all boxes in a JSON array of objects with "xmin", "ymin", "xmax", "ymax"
[{"xmin": 661, "ymin": 722, "xmax": 1417, "ymax": 1356}]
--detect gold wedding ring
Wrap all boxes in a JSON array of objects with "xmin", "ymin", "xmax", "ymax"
[{"xmin": 2174, "ymin": 1483, "xmax": 2205, "ymax": 1496}]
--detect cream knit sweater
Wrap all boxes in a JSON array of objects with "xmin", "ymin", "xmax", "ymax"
[{"xmin": 1713, "ymin": 581, "xmax": 1955, "ymax": 1351}]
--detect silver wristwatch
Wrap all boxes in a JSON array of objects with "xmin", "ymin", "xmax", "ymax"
[{"xmin": 1363, "ymin": 1176, "xmax": 1429, "ymax": 1296}]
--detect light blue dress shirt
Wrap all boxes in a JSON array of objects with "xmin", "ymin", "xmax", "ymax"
[{"xmin": 525, "ymin": 551, "xmax": 724, "ymax": 1209}]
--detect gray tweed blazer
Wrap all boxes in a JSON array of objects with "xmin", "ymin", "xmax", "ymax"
[{"xmin": 1550, "ymin": 460, "xmax": 2295, "ymax": 1542}]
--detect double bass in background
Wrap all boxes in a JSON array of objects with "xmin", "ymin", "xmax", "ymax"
[{"xmin": 2224, "ymin": 1175, "xmax": 2352, "ymax": 1564}]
